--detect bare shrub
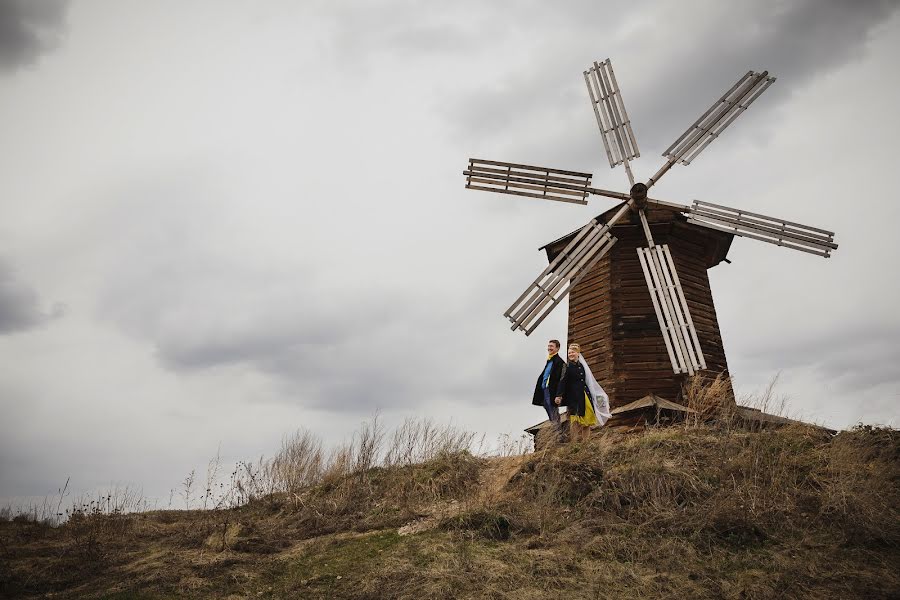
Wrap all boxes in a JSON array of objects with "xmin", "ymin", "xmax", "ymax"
[
  {"xmin": 65, "ymin": 485, "xmax": 145, "ymax": 561},
  {"xmin": 322, "ymin": 442, "xmax": 354, "ymax": 483},
  {"xmin": 724, "ymin": 372, "xmax": 806, "ymax": 433},
  {"xmin": 179, "ymin": 469, "xmax": 195, "ymax": 510},
  {"xmin": 2, "ymin": 478, "xmax": 72, "ymax": 528},
  {"xmin": 743, "ymin": 372, "xmax": 789, "ymax": 417},
  {"xmin": 682, "ymin": 372, "xmax": 734, "ymax": 425},
  {"xmin": 353, "ymin": 412, "xmax": 385, "ymax": 473},
  {"xmin": 383, "ymin": 417, "xmax": 479, "ymax": 467},
  {"xmin": 231, "ymin": 457, "xmax": 267, "ymax": 506},
  {"xmin": 201, "ymin": 448, "xmax": 221, "ymax": 511},
  {"xmin": 494, "ymin": 433, "xmax": 533, "ymax": 457},
  {"xmin": 268, "ymin": 417, "xmax": 486, "ymax": 538},
  {"xmin": 268, "ymin": 428, "xmax": 325, "ymax": 495}
]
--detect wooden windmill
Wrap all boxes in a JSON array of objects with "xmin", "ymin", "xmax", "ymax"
[{"xmin": 463, "ymin": 59, "xmax": 838, "ymax": 408}]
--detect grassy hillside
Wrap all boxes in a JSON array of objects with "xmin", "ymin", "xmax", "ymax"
[{"xmin": 2, "ymin": 423, "xmax": 899, "ymax": 599}]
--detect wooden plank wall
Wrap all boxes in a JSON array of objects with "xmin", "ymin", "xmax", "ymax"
[
  {"xmin": 567, "ymin": 212, "xmax": 732, "ymax": 409},
  {"xmin": 567, "ymin": 245, "xmax": 615, "ymax": 399}
]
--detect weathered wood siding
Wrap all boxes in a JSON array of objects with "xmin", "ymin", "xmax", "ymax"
[{"xmin": 565, "ymin": 211, "xmax": 732, "ymax": 409}]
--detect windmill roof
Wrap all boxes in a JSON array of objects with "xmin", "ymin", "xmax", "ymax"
[
  {"xmin": 734, "ymin": 405, "xmax": 837, "ymax": 433},
  {"xmin": 611, "ymin": 394, "xmax": 697, "ymax": 414},
  {"xmin": 538, "ymin": 202, "xmax": 734, "ymax": 269}
]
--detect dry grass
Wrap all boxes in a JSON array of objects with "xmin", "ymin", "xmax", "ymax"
[
  {"xmin": 3, "ymin": 403, "xmax": 899, "ymax": 599},
  {"xmin": 682, "ymin": 371, "xmax": 735, "ymax": 423},
  {"xmin": 384, "ymin": 417, "xmax": 482, "ymax": 467}
]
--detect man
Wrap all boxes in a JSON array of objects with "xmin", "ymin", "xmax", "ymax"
[{"xmin": 532, "ymin": 339, "xmax": 566, "ymax": 425}]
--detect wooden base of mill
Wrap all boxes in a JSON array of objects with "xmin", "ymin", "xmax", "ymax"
[{"xmin": 543, "ymin": 206, "xmax": 736, "ymax": 410}]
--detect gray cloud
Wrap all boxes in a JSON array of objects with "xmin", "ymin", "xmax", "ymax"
[
  {"xmin": 313, "ymin": 2, "xmax": 487, "ymax": 62},
  {"xmin": 625, "ymin": 0, "xmax": 900, "ymax": 150},
  {"xmin": 743, "ymin": 324, "xmax": 900, "ymax": 394},
  {"xmin": 0, "ymin": 0, "xmax": 67, "ymax": 73},
  {"xmin": 89, "ymin": 202, "xmax": 532, "ymax": 413},
  {"xmin": 99, "ymin": 260, "xmax": 402, "ymax": 374},
  {"xmin": 1, "ymin": 0, "xmax": 896, "ymax": 505},
  {"xmin": 448, "ymin": 0, "xmax": 900, "ymax": 168},
  {"xmin": 81, "ymin": 171, "xmax": 501, "ymax": 413},
  {"xmin": 0, "ymin": 258, "xmax": 60, "ymax": 334},
  {"xmin": 100, "ymin": 260, "xmax": 528, "ymax": 413}
]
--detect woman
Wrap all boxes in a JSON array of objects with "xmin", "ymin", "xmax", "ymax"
[{"xmin": 555, "ymin": 343, "xmax": 612, "ymax": 442}]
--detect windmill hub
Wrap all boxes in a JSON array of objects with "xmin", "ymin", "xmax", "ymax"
[{"xmin": 629, "ymin": 182, "xmax": 648, "ymax": 210}]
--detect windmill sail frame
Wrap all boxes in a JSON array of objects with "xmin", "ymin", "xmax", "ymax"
[{"xmin": 461, "ymin": 58, "xmax": 836, "ymax": 379}]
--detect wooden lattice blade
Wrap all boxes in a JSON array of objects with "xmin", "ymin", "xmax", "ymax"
[
  {"xmin": 637, "ymin": 245, "xmax": 707, "ymax": 375},
  {"xmin": 687, "ymin": 200, "xmax": 837, "ymax": 257},
  {"xmin": 584, "ymin": 59, "xmax": 640, "ymax": 169},
  {"xmin": 464, "ymin": 158, "xmax": 591, "ymax": 205},
  {"xmin": 663, "ymin": 70, "xmax": 775, "ymax": 166},
  {"xmin": 505, "ymin": 203, "xmax": 631, "ymax": 336}
]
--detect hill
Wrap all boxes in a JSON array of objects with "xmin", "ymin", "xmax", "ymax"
[{"xmin": 2, "ymin": 423, "xmax": 899, "ymax": 599}]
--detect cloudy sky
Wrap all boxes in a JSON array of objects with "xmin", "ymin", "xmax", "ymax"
[{"xmin": 2, "ymin": 0, "xmax": 899, "ymax": 503}]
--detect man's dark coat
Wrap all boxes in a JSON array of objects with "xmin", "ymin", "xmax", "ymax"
[{"xmin": 532, "ymin": 354, "xmax": 566, "ymax": 406}]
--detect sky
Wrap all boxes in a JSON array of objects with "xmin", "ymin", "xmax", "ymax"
[{"xmin": 1, "ymin": 0, "xmax": 899, "ymax": 504}]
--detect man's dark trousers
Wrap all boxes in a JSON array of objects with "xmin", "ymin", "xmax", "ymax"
[{"xmin": 542, "ymin": 386, "xmax": 560, "ymax": 423}]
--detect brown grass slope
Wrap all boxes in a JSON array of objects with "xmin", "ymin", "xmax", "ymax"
[{"xmin": 2, "ymin": 424, "xmax": 899, "ymax": 600}]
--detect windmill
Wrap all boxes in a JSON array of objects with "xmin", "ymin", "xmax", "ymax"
[{"xmin": 462, "ymin": 59, "xmax": 838, "ymax": 396}]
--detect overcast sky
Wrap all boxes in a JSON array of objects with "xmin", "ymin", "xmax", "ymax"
[{"xmin": 2, "ymin": 0, "xmax": 899, "ymax": 504}]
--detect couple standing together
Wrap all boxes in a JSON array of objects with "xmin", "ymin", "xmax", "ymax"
[{"xmin": 532, "ymin": 340, "xmax": 612, "ymax": 441}]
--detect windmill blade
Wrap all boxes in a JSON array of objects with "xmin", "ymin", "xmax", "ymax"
[
  {"xmin": 637, "ymin": 244, "xmax": 707, "ymax": 375},
  {"xmin": 506, "ymin": 203, "xmax": 631, "ymax": 335},
  {"xmin": 635, "ymin": 209, "xmax": 705, "ymax": 375},
  {"xmin": 584, "ymin": 59, "xmax": 640, "ymax": 170},
  {"xmin": 507, "ymin": 220, "xmax": 617, "ymax": 335},
  {"xmin": 687, "ymin": 200, "xmax": 838, "ymax": 257},
  {"xmin": 663, "ymin": 70, "xmax": 776, "ymax": 167},
  {"xmin": 464, "ymin": 158, "xmax": 591, "ymax": 205}
]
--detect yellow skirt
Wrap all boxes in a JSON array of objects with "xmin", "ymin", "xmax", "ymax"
[{"xmin": 570, "ymin": 391, "xmax": 598, "ymax": 427}]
